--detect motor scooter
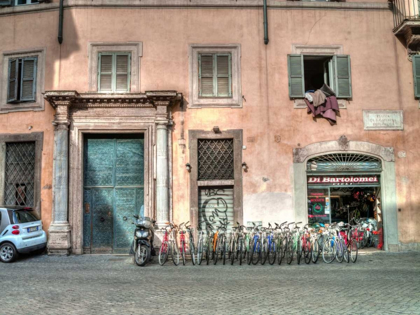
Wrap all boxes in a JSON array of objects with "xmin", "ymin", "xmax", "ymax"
[{"xmin": 131, "ymin": 216, "xmax": 156, "ymax": 266}]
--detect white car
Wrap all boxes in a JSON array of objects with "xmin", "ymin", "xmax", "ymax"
[{"xmin": 0, "ymin": 207, "xmax": 47, "ymax": 263}]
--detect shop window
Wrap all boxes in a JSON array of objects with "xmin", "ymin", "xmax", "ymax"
[
  {"xmin": 98, "ymin": 52, "xmax": 131, "ymax": 93},
  {"xmin": 7, "ymin": 57, "xmax": 37, "ymax": 104},
  {"xmin": 288, "ymin": 54, "xmax": 352, "ymax": 99}
]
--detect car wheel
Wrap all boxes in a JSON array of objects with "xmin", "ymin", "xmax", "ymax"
[{"xmin": 0, "ymin": 242, "xmax": 18, "ymax": 263}]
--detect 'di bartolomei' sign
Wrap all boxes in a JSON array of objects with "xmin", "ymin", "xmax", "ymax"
[{"xmin": 307, "ymin": 175, "xmax": 379, "ymax": 186}]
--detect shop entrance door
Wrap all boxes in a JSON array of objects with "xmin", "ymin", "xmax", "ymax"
[{"xmin": 83, "ymin": 135, "xmax": 144, "ymax": 254}]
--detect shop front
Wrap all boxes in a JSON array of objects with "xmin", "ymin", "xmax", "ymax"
[{"xmin": 293, "ymin": 136, "xmax": 399, "ymax": 251}]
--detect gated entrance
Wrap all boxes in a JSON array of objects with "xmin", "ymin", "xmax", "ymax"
[{"xmin": 83, "ymin": 134, "xmax": 144, "ymax": 254}]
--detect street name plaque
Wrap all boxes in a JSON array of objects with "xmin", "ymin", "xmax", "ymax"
[{"xmin": 363, "ymin": 110, "xmax": 403, "ymax": 130}]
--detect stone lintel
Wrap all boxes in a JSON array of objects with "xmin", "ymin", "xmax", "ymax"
[{"xmin": 44, "ymin": 90, "xmax": 182, "ymax": 109}]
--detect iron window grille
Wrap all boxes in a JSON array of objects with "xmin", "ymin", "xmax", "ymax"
[
  {"xmin": 198, "ymin": 139, "xmax": 234, "ymax": 180},
  {"xmin": 307, "ymin": 153, "xmax": 382, "ymax": 173},
  {"xmin": 4, "ymin": 142, "xmax": 36, "ymax": 207}
]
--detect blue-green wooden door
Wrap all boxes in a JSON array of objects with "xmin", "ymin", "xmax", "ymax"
[{"xmin": 83, "ymin": 136, "xmax": 144, "ymax": 254}]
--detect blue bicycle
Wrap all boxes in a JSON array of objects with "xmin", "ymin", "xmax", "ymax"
[{"xmin": 248, "ymin": 223, "xmax": 262, "ymax": 265}]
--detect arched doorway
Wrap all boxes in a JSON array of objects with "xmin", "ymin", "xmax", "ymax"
[{"xmin": 293, "ymin": 136, "xmax": 399, "ymax": 251}]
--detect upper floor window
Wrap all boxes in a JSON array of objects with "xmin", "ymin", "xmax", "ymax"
[
  {"xmin": 7, "ymin": 57, "xmax": 37, "ymax": 104},
  {"xmin": 98, "ymin": 52, "xmax": 131, "ymax": 93},
  {"xmin": 199, "ymin": 54, "xmax": 232, "ymax": 98},
  {"xmin": 287, "ymin": 54, "xmax": 352, "ymax": 99},
  {"xmin": 189, "ymin": 44, "xmax": 242, "ymax": 108},
  {"xmin": 15, "ymin": 0, "xmax": 38, "ymax": 5}
]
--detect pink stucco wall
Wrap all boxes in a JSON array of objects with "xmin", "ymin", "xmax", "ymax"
[{"xmin": 0, "ymin": 4, "xmax": 418, "ymax": 246}]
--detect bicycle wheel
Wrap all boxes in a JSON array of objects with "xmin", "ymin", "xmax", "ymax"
[
  {"xmin": 171, "ymin": 243, "xmax": 180, "ymax": 266},
  {"xmin": 277, "ymin": 237, "xmax": 283, "ymax": 265},
  {"xmin": 296, "ymin": 238, "xmax": 302, "ymax": 265},
  {"xmin": 239, "ymin": 239, "xmax": 244, "ymax": 265},
  {"xmin": 222, "ymin": 238, "xmax": 227, "ymax": 265},
  {"xmin": 206, "ymin": 238, "xmax": 212, "ymax": 265},
  {"xmin": 311, "ymin": 237, "xmax": 320, "ymax": 264},
  {"xmin": 214, "ymin": 238, "xmax": 222, "ymax": 265},
  {"xmin": 158, "ymin": 241, "xmax": 169, "ymax": 266},
  {"xmin": 230, "ymin": 240, "xmax": 236, "ymax": 265},
  {"xmin": 286, "ymin": 237, "xmax": 294, "ymax": 265},
  {"xmin": 251, "ymin": 240, "xmax": 261, "ymax": 265},
  {"xmin": 181, "ymin": 241, "xmax": 186, "ymax": 266},
  {"xmin": 336, "ymin": 239, "xmax": 345, "ymax": 263},
  {"xmin": 189, "ymin": 240, "xmax": 196, "ymax": 265},
  {"xmin": 350, "ymin": 238, "xmax": 358, "ymax": 263},
  {"xmin": 197, "ymin": 238, "xmax": 203, "ymax": 265},
  {"xmin": 268, "ymin": 241, "xmax": 276, "ymax": 265},
  {"xmin": 262, "ymin": 240, "xmax": 269, "ymax": 265},
  {"xmin": 322, "ymin": 237, "xmax": 336, "ymax": 264},
  {"xmin": 304, "ymin": 239, "xmax": 312, "ymax": 264}
]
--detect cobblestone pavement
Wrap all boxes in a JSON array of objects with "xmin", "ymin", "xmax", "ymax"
[{"xmin": 1, "ymin": 250, "xmax": 419, "ymax": 315}]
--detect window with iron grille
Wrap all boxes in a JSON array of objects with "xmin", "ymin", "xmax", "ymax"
[
  {"xmin": 4, "ymin": 142, "xmax": 35, "ymax": 207},
  {"xmin": 198, "ymin": 139, "xmax": 234, "ymax": 180}
]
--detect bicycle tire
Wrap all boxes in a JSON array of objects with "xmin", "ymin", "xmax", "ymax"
[
  {"xmin": 296, "ymin": 237, "xmax": 302, "ymax": 265},
  {"xmin": 230, "ymin": 240, "xmax": 236, "ymax": 265},
  {"xmin": 190, "ymin": 240, "xmax": 196, "ymax": 265},
  {"xmin": 251, "ymin": 240, "xmax": 261, "ymax": 265},
  {"xmin": 304, "ymin": 238, "xmax": 312, "ymax": 264},
  {"xmin": 261, "ymin": 241, "xmax": 268, "ymax": 265},
  {"xmin": 268, "ymin": 241, "xmax": 276, "ymax": 265},
  {"xmin": 181, "ymin": 241, "xmax": 186, "ymax": 266},
  {"xmin": 277, "ymin": 237, "xmax": 283, "ymax": 265},
  {"xmin": 239, "ymin": 239, "xmax": 244, "ymax": 265},
  {"xmin": 158, "ymin": 241, "xmax": 169, "ymax": 266},
  {"xmin": 214, "ymin": 238, "xmax": 222, "ymax": 265},
  {"xmin": 171, "ymin": 243, "xmax": 180, "ymax": 266},
  {"xmin": 311, "ymin": 237, "xmax": 320, "ymax": 264},
  {"xmin": 286, "ymin": 237, "xmax": 293, "ymax": 265},
  {"xmin": 222, "ymin": 237, "xmax": 227, "ymax": 265},
  {"xmin": 336, "ymin": 239, "xmax": 345, "ymax": 263},
  {"xmin": 197, "ymin": 238, "xmax": 203, "ymax": 265},
  {"xmin": 322, "ymin": 237, "xmax": 336, "ymax": 264},
  {"xmin": 206, "ymin": 238, "xmax": 212, "ymax": 265},
  {"xmin": 350, "ymin": 238, "xmax": 358, "ymax": 263}
]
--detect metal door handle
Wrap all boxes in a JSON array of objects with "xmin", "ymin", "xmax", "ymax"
[{"xmin": 123, "ymin": 216, "xmax": 127, "ymax": 221}]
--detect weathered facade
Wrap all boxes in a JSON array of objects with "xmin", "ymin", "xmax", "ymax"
[{"xmin": 0, "ymin": 0, "xmax": 419, "ymax": 254}]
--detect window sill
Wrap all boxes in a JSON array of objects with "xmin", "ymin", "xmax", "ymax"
[
  {"xmin": 0, "ymin": 102, "xmax": 44, "ymax": 114},
  {"xmin": 293, "ymin": 98, "xmax": 347, "ymax": 109}
]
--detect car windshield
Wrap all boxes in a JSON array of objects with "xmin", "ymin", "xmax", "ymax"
[{"xmin": 13, "ymin": 210, "xmax": 39, "ymax": 224}]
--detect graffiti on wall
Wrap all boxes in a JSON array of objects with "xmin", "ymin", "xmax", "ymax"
[{"xmin": 199, "ymin": 188, "xmax": 231, "ymax": 231}]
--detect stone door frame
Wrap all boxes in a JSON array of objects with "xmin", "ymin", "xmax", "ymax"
[
  {"xmin": 293, "ymin": 136, "xmax": 399, "ymax": 251},
  {"xmin": 69, "ymin": 123, "xmax": 154, "ymax": 255}
]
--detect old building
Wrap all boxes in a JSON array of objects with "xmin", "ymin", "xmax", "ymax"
[{"xmin": 0, "ymin": 0, "xmax": 418, "ymax": 254}]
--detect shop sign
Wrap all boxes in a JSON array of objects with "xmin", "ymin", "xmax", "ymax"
[{"xmin": 308, "ymin": 175, "xmax": 379, "ymax": 186}]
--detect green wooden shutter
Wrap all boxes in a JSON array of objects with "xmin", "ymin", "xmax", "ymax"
[
  {"xmin": 216, "ymin": 54, "xmax": 231, "ymax": 97},
  {"xmin": 115, "ymin": 53, "xmax": 130, "ymax": 92},
  {"xmin": 98, "ymin": 53, "xmax": 113, "ymax": 92},
  {"xmin": 288, "ymin": 54, "xmax": 304, "ymax": 98},
  {"xmin": 7, "ymin": 59, "xmax": 18, "ymax": 103},
  {"xmin": 412, "ymin": 55, "xmax": 420, "ymax": 98},
  {"xmin": 20, "ymin": 57, "xmax": 37, "ymax": 102},
  {"xmin": 334, "ymin": 55, "xmax": 352, "ymax": 98},
  {"xmin": 199, "ymin": 54, "xmax": 214, "ymax": 97}
]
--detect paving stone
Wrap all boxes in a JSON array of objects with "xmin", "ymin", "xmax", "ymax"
[{"xmin": 0, "ymin": 250, "xmax": 419, "ymax": 314}]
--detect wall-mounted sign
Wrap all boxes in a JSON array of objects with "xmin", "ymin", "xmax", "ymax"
[
  {"xmin": 308, "ymin": 175, "xmax": 379, "ymax": 186},
  {"xmin": 363, "ymin": 110, "xmax": 403, "ymax": 130}
]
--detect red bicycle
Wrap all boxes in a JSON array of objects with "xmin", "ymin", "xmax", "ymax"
[
  {"xmin": 158, "ymin": 223, "xmax": 180, "ymax": 266},
  {"xmin": 300, "ymin": 224, "xmax": 312, "ymax": 264}
]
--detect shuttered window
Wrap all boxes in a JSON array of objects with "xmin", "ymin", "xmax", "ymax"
[
  {"xmin": 98, "ymin": 52, "xmax": 131, "ymax": 93},
  {"xmin": 287, "ymin": 54, "xmax": 352, "ymax": 99},
  {"xmin": 412, "ymin": 55, "xmax": 420, "ymax": 98},
  {"xmin": 198, "ymin": 53, "xmax": 232, "ymax": 98},
  {"xmin": 7, "ymin": 57, "xmax": 37, "ymax": 104}
]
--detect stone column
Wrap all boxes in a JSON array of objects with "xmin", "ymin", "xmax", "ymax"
[
  {"xmin": 156, "ymin": 121, "xmax": 169, "ymax": 228},
  {"xmin": 48, "ymin": 103, "xmax": 72, "ymax": 255}
]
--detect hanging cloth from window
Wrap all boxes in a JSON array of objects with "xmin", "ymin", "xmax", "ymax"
[
  {"xmin": 312, "ymin": 90, "xmax": 327, "ymax": 107},
  {"xmin": 305, "ymin": 96, "xmax": 340, "ymax": 125}
]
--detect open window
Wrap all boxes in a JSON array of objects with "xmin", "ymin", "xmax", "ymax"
[{"xmin": 288, "ymin": 54, "xmax": 352, "ymax": 99}]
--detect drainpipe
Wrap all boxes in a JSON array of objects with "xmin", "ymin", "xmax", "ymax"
[
  {"xmin": 58, "ymin": 0, "xmax": 64, "ymax": 44},
  {"xmin": 263, "ymin": 0, "xmax": 269, "ymax": 45}
]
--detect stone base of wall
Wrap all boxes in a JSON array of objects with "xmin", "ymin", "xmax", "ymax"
[{"xmin": 388, "ymin": 243, "xmax": 420, "ymax": 252}]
